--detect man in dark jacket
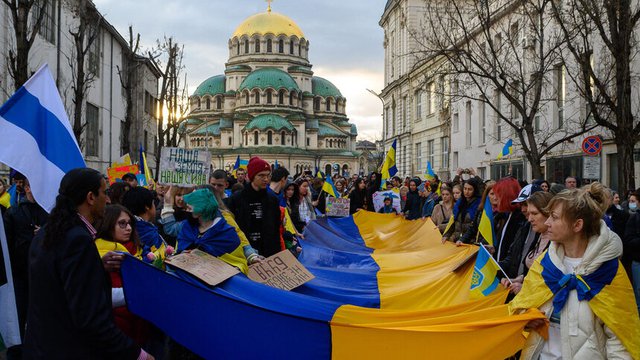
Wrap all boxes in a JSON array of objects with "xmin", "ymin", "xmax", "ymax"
[
  {"xmin": 623, "ymin": 211, "xmax": 640, "ymax": 313},
  {"xmin": 25, "ymin": 168, "xmax": 152, "ymax": 359},
  {"xmin": 227, "ymin": 157, "xmax": 283, "ymax": 257},
  {"xmin": 3, "ymin": 178, "xmax": 48, "ymax": 356}
]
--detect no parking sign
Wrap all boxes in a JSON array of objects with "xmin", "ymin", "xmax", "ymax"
[{"xmin": 582, "ymin": 136, "xmax": 602, "ymax": 156}]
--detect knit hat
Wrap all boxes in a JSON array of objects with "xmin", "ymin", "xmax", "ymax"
[
  {"xmin": 183, "ymin": 188, "xmax": 218, "ymax": 221},
  {"xmin": 247, "ymin": 156, "xmax": 271, "ymax": 181}
]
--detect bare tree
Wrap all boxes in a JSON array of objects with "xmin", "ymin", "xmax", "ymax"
[
  {"xmin": 2, "ymin": 0, "xmax": 49, "ymax": 90},
  {"xmin": 152, "ymin": 37, "xmax": 189, "ymax": 175},
  {"xmin": 415, "ymin": 0, "xmax": 597, "ymax": 179},
  {"xmin": 117, "ymin": 26, "xmax": 141, "ymax": 157},
  {"xmin": 65, "ymin": 0, "xmax": 101, "ymax": 146},
  {"xmin": 551, "ymin": 0, "xmax": 640, "ymax": 191}
]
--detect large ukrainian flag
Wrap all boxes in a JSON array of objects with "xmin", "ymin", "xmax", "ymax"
[{"xmin": 121, "ymin": 212, "xmax": 546, "ymax": 359}]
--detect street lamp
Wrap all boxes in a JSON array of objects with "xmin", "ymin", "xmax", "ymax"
[{"xmin": 366, "ymin": 88, "xmax": 386, "ymax": 145}]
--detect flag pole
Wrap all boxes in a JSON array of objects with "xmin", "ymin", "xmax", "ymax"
[{"xmin": 480, "ymin": 244, "xmax": 512, "ymax": 286}]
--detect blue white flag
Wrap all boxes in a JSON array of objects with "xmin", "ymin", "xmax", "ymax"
[{"xmin": 0, "ymin": 64, "xmax": 85, "ymax": 212}]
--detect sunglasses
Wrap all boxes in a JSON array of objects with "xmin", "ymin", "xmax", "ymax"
[{"xmin": 117, "ymin": 220, "xmax": 132, "ymax": 229}]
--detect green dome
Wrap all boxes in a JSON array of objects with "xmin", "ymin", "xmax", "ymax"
[
  {"xmin": 193, "ymin": 75, "xmax": 226, "ymax": 97},
  {"xmin": 312, "ymin": 77, "xmax": 343, "ymax": 98},
  {"xmin": 238, "ymin": 68, "xmax": 300, "ymax": 92},
  {"xmin": 318, "ymin": 123, "xmax": 347, "ymax": 137},
  {"xmin": 245, "ymin": 114, "xmax": 294, "ymax": 131}
]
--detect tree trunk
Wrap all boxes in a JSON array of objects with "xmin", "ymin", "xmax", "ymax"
[
  {"xmin": 616, "ymin": 130, "xmax": 636, "ymax": 192},
  {"xmin": 72, "ymin": 23, "xmax": 87, "ymax": 144}
]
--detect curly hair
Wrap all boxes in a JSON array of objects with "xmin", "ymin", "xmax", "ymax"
[{"xmin": 44, "ymin": 168, "xmax": 103, "ymax": 249}]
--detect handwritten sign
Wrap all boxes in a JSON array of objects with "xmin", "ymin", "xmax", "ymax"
[
  {"xmin": 372, "ymin": 188, "xmax": 402, "ymax": 213},
  {"xmin": 165, "ymin": 249, "xmax": 240, "ymax": 286},
  {"xmin": 326, "ymin": 197, "xmax": 350, "ymax": 217},
  {"xmin": 106, "ymin": 164, "xmax": 139, "ymax": 185},
  {"xmin": 247, "ymin": 250, "xmax": 315, "ymax": 291},
  {"xmin": 159, "ymin": 147, "xmax": 211, "ymax": 186}
]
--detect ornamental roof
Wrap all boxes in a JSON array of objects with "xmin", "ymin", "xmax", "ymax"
[
  {"xmin": 193, "ymin": 75, "xmax": 226, "ymax": 97},
  {"xmin": 193, "ymin": 123, "xmax": 221, "ymax": 136},
  {"xmin": 318, "ymin": 123, "xmax": 348, "ymax": 137},
  {"xmin": 245, "ymin": 114, "xmax": 294, "ymax": 131},
  {"xmin": 312, "ymin": 77, "xmax": 343, "ymax": 98},
  {"xmin": 238, "ymin": 68, "xmax": 300, "ymax": 92},
  {"xmin": 232, "ymin": 11, "xmax": 304, "ymax": 38}
]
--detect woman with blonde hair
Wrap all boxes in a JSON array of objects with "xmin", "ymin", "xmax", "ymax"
[
  {"xmin": 510, "ymin": 183, "xmax": 639, "ymax": 359},
  {"xmin": 431, "ymin": 185, "xmax": 454, "ymax": 233}
]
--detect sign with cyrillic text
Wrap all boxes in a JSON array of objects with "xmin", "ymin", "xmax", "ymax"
[
  {"xmin": 247, "ymin": 250, "xmax": 314, "ymax": 291},
  {"xmin": 159, "ymin": 147, "xmax": 211, "ymax": 186},
  {"xmin": 165, "ymin": 249, "xmax": 239, "ymax": 286}
]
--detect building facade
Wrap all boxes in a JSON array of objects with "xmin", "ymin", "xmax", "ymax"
[
  {"xmin": 380, "ymin": 0, "xmax": 640, "ymax": 189},
  {"xmin": 182, "ymin": 8, "xmax": 362, "ymax": 177},
  {"xmin": 0, "ymin": 0, "xmax": 160, "ymax": 174}
]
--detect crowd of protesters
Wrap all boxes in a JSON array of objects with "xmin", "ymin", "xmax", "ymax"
[{"xmin": 0, "ymin": 158, "xmax": 639, "ymax": 358}]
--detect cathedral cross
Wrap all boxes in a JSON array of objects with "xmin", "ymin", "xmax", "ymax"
[{"xmin": 266, "ymin": 0, "xmax": 273, "ymax": 13}]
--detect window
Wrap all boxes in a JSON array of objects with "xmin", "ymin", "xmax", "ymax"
[
  {"xmin": 254, "ymin": 131, "xmax": 259, "ymax": 145},
  {"xmin": 267, "ymin": 91, "xmax": 272, "ymax": 104},
  {"xmin": 465, "ymin": 101, "xmax": 472, "ymax": 147},
  {"xmin": 326, "ymin": 99, "xmax": 331, "ymax": 111},
  {"xmin": 215, "ymin": 97, "xmax": 221, "ymax": 109},
  {"xmin": 335, "ymin": 100, "xmax": 339, "ymax": 112},
  {"xmin": 402, "ymin": 145, "xmax": 407, "ymax": 175},
  {"xmin": 36, "ymin": 0, "xmax": 56, "ymax": 44},
  {"xmin": 278, "ymin": 39, "xmax": 284, "ymax": 53},
  {"xmin": 416, "ymin": 143, "xmax": 423, "ymax": 171},
  {"xmin": 479, "ymin": 97, "xmax": 486, "ymax": 144},
  {"xmin": 453, "ymin": 151, "xmax": 459, "ymax": 170},
  {"xmin": 314, "ymin": 98, "xmax": 321, "ymax": 111},
  {"xmin": 267, "ymin": 131, "xmax": 273, "ymax": 145},
  {"xmin": 267, "ymin": 39, "xmax": 272, "ymax": 53},
  {"xmin": 236, "ymin": 42, "xmax": 240, "ymax": 55},
  {"xmin": 206, "ymin": 98, "xmax": 211, "ymax": 110},
  {"xmin": 244, "ymin": 40, "xmax": 249, "ymax": 54},
  {"xmin": 289, "ymin": 92, "xmax": 294, "ymax": 106},
  {"xmin": 426, "ymin": 82, "xmax": 435, "ymax": 115},
  {"xmin": 197, "ymin": 98, "xmax": 201, "ymax": 109},
  {"xmin": 428, "ymin": 140, "xmax": 435, "ymax": 168},
  {"xmin": 254, "ymin": 91, "xmax": 260, "ymax": 104},
  {"xmin": 478, "ymin": 167, "xmax": 487, "ymax": 179},
  {"xmin": 254, "ymin": 38, "xmax": 260, "ymax": 52},
  {"xmin": 228, "ymin": 137, "xmax": 232, "ymax": 146},
  {"xmin": 556, "ymin": 64, "xmax": 565, "ymax": 129},
  {"xmin": 86, "ymin": 103, "xmax": 99, "ymax": 156},
  {"xmin": 306, "ymin": 137, "xmax": 310, "ymax": 146},
  {"xmin": 299, "ymin": 43, "xmax": 304, "ymax": 57},
  {"xmin": 289, "ymin": 41, "xmax": 294, "ymax": 54},
  {"xmin": 279, "ymin": 91, "xmax": 285, "ymax": 105},
  {"xmin": 88, "ymin": 27, "xmax": 101, "ymax": 77},
  {"xmin": 453, "ymin": 112, "xmax": 459, "ymax": 132},
  {"xmin": 281, "ymin": 131, "xmax": 286, "ymax": 145},
  {"xmin": 534, "ymin": 115, "xmax": 541, "ymax": 132},
  {"xmin": 402, "ymin": 96, "xmax": 407, "ymax": 128},
  {"xmin": 245, "ymin": 92, "xmax": 250, "ymax": 105},
  {"xmin": 441, "ymin": 137, "xmax": 449, "ymax": 169},
  {"xmin": 415, "ymin": 90, "xmax": 422, "ymax": 121}
]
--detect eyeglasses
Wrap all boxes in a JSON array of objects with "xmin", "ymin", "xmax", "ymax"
[{"xmin": 117, "ymin": 220, "xmax": 131, "ymax": 229}]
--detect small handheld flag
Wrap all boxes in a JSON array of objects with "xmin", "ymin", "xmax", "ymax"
[
  {"xmin": 380, "ymin": 139, "xmax": 398, "ymax": 188},
  {"xmin": 470, "ymin": 245, "xmax": 504, "ymax": 299},
  {"xmin": 497, "ymin": 139, "xmax": 513, "ymax": 160},
  {"xmin": 425, "ymin": 161, "xmax": 436, "ymax": 181},
  {"xmin": 477, "ymin": 197, "xmax": 496, "ymax": 246},
  {"xmin": 322, "ymin": 175, "xmax": 339, "ymax": 198},
  {"xmin": 232, "ymin": 155, "xmax": 248, "ymax": 177}
]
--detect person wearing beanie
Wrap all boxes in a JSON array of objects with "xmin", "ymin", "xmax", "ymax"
[
  {"xmin": 160, "ymin": 188, "xmax": 248, "ymax": 273},
  {"xmin": 227, "ymin": 157, "xmax": 283, "ymax": 257}
]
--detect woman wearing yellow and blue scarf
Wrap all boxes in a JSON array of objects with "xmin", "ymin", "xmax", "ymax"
[{"xmin": 510, "ymin": 182, "xmax": 640, "ymax": 359}]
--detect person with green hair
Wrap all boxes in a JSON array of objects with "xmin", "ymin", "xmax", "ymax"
[{"xmin": 161, "ymin": 188, "xmax": 248, "ymax": 273}]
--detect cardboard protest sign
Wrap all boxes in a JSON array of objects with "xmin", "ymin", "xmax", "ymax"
[
  {"xmin": 165, "ymin": 249, "xmax": 240, "ymax": 286},
  {"xmin": 112, "ymin": 153, "xmax": 132, "ymax": 168},
  {"xmin": 372, "ymin": 188, "xmax": 402, "ymax": 213},
  {"xmin": 326, "ymin": 197, "xmax": 350, "ymax": 217},
  {"xmin": 247, "ymin": 250, "xmax": 315, "ymax": 291},
  {"xmin": 106, "ymin": 164, "xmax": 139, "ymax": 185},
  {"xmin": 158, "ymin": 147, "xmax": 211, "ymax": 186}
]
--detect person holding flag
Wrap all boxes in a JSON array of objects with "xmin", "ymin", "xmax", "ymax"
[
  {"xmin": 458, "ymin": 182, "xmax": 497, "ymax": 246},
  {"xmin": 380, "ymin": 139, "xmax": 397, "ymax": 188},
  {"xmin": 510, "ymin": 183, "xmax": 639, "ymax": 359}
]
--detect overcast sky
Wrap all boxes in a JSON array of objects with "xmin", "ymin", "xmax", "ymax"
[{"xmin": 93, "ymin": 0, "xmax": 387, "ymax": 141}]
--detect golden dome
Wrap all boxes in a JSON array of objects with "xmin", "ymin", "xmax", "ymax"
[{"xmin": 232, "ymin": 11, "xmax": 304, "ymax": 39}]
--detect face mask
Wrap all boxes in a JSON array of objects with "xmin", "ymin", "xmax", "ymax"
[{"xmin": 630, "ymin": 203, "xmax": 637, "ymax": 210}]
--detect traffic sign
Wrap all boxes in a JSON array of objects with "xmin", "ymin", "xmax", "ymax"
[{"xmin": 582, "ymin": 136, "xmax": 602, "ymax": 156}]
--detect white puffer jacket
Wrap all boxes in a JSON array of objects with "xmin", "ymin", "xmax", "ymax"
[{"xmin": 521, "ymin": 221, "xmax": 632, "ymax": 360}]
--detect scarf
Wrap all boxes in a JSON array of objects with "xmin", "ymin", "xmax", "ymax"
[{"xmin": 177, "ymin": 217, "xmax": 241, "ymax": 257}]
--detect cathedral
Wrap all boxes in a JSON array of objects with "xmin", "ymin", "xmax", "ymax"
[{"xmin": 182, "ymin": 6, "xmax": 363, "ymax": 177}]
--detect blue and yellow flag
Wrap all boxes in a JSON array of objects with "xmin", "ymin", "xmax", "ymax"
[
  {"xmin": 381, "ymin": 139, "xmax": 397, "ymax": 183},
  {"xmin": 477, "ymin": 197, "xmax": 496, "ymax": 246},
  {"xmin": 497, "ymin": 139, "xmax": 513, "ymax": 160},
  {"xmin": 442, "ymin": 214, "xmax": 454, "ymax": 235},
  {"xmin": 315, "ymin": 167, "xmax": 325, "ymax": 179},
  {"xmin": 232, "ymin": 155, "xmax": 248, "ymax": 177},
  {"xmin": 322, "ymin": 175, "xmax": 339, "ymax": 198},
  {"xmin": 274, "ymin": 159, "xmax": 279, "ymax": 169},
  {"xmin": 470, "ymin": 245, "xmax": 502, "ymax": 299},
  {"xmin": 139, "ymin": 145, "xmax": 154, "ymax": 188},
  {"xmin": 425, "ymin": 161, "xmax": 436, "ymax": 181}
]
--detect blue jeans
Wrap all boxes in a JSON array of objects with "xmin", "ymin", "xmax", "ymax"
[{"xmin": 633, "ymin": 261, "xmax": 640, "ymax": 314}]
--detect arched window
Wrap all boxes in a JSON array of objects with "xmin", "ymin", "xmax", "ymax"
[
  {"xmin": 206, "ymin": 98, "xmax": 211, "ymax": 110},
  {"xmin": 279, "ymin": 90, "xmax": 285, "ymax": 105},
  {"xmin": 325, "ymin": 164, "xmax": 332, "ymax": 176},
  {"xmin": 266, "ymin": 90, "xmax": 272, "ymax": 104},
  {"xmin": 244, "ymin": 132, "xmax": 248, "ymax": 146},
  {"xmin": 267, "ymin": 131, "xmax": 273, "ymax": 145},
  {"xmin": 281, "ymin": 131, "xmax": 286, "ymax": 145},
  {"xmin": 254, "ymin": 38, "xmax": 260, "ymax": 52},
  {"xmin": 278, "ymin": 39, "xmax": 284, "ymax": 53},
  {"xmin": 266, "ymin": 39, "xmax": 272, "ymax": 53},
  {"xmin": 254, "ymin": 90, "xmax": 260, "ymax": 104},
  {"xmin": 289, "ymin": 92, "xmax": 295, "ymax": 106},
  {"xmin": 216, "ymin": 96, "xmax": 222, "ymax": 109},
  {"xmin": 326, "ymin": 99, "xmax": 331, "ymax": 111},
  {"xmin": 289, "ymin": 41, "xmax": 294, "ymax": 54},
  {"xmin": 244, "ymin": 40, "xmax": 249, "ymax": 54},
  {"xmin": 236, "ymin": 42, "xmax": 240, "ymax": 55},
  {"xmin": 299, "ymin": 42, "xmax": 304, "ymax": 57},
  {"xmin": 197, "ymin": 98, "xmax": 201, "ymax": 108},
  {"xmin": 335, "ymin": 100, "xmax": 339, "ymax": 112},
  {"xmin": 245, "ymin": 92, "xmax": 250, "ymax": 105},
  {"xmin": 254, "ymin": 131, "xmax": 259, "ymax": 145},
  {"xmin": 314, "ymin": 97, "xmax": 321, "ymax": 111}
]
